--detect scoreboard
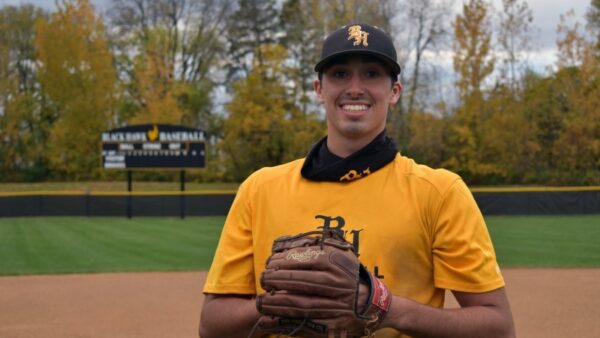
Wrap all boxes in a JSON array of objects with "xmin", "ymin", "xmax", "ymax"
[{"xmin": 101, "ymin": 124, "xmax": 205, "ymax": 169}]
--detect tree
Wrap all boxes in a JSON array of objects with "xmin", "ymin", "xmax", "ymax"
[
  {"xmin": 497, "ymin": 0, "xmax": 535, "ymax": 93},
  {"xmin": 320, "ymin": 0, "xmax": 395, "ymax": 32},
  {"xmin": 551, "ymin": 12, "xmax": 600, "ymax": 184},
  {"xmin": 0, "ymin": 4, "xmax": 50, "ymax": 181},
  {"xmin": 556, "ymin": 10, "xmax": 588, "ymax": 69},
  {"xmin": 108, "ymin": 0, "xmax": 234, "ymax": 131},
  {"xmin": 407, "ymin": 110, "xmax": 449, "ymax": 168},
  {"xmin": 400, "ymin": 0, "xmax": 452, "ymax": 116},
  {"xmin": 280, "ymin": 0, "xmax": 324, "ymax": 115},
  {"xmin": 480, "ymin": 83, "xmax": 539, "ymax": 183},
  {"xmin": 453, "ymin": 0, "xmax": 495, "ymax": 100},
  {"xmin": 128, "ymin": 28, "xmax": 184, "ymax": 124},
  {"xmin": 586, "ymin": 0, "xmax": 600, "ymax": 50},
  {"xmin": 35, "ymin": 0, "xmax": 117, "ymax": 178},
  {"xmin": 446, "ymin": 0, "xmax": 497, "ymax": 182},
  {"xmin": 226, "ymin": 0, "xmax": 281, "ymax": 81},
  {"xmin": 389, "ymin": 0, "xmax": 452, "ymax": 153},
  {"xmin": 220, "ymin": 44, "xmax": 323, "ymax": 181},
  {"xmin": 220, "ymin": 44, "xmax": 290, "ymax": 181}
]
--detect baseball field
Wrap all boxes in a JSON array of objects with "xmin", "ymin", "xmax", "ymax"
[{"xmin": 1, "ymin": 215, "xmax": 599, "ymax": 337}]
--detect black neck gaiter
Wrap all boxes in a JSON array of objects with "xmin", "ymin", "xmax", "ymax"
[{"xmin": 301, "ymin": 131, "xmax": 398, "ymax": 182}]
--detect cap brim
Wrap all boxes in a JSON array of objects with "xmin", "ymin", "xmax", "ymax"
[{"xmin": 314, "ymin": 50, "xmax": 401, "ymax": 76}]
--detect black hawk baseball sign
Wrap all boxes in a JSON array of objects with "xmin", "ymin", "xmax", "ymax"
[{"xmin": 101, "ymin": 124, "xmax": 205, "ymax": 169}]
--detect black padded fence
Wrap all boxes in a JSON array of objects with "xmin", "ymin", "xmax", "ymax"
[
  {"xmin": 1, "ymin": 188, "xmax": 599, "ymax": 217},
  {"xmin": 0, "ymin": 193, "xmax": 235, "ymax": 217},
  {"xmin": 473, "ymin": 189, "xmax": 600, "ymax": 215}
]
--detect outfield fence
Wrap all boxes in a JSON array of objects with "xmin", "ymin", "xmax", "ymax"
[{"xmin": 1, "ymin": 187, "xmax": 599, "ymax": 217}]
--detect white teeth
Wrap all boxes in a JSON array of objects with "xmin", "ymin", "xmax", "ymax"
[{"xmin": 342, "ymin": 104, "xmax": 368, "ymax": 111}]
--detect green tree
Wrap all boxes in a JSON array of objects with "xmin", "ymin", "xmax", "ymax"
[{"xmin": 35, "ymin": 0, "xmax": 117, "ymax": 178}]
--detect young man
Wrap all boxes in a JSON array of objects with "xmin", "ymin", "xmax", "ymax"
[{"xmin": 199, "ymin": 23, "xmax": 515, "ymax": 338}]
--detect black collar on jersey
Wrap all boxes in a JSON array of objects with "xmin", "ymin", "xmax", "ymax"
[{"xmin": 301, "ymin": 130, "xmax": 398, "ymax": 182}]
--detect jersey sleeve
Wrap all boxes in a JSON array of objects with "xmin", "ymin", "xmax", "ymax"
[
  {"xmin": 431, "ymin": 179, "xmax": 505, "ymax": 292},
  {"xmin": 202, "ymin": 178, "xmax": 257, "ymax": 295}
]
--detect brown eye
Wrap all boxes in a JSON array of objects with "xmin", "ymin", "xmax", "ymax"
[
  {"xmin": 333, "ymin": 70, "xmax": 347, "ymax": 78},
  {"xmin": 365, "ymin": 70, "xmax": 381, "ymax": 78}
]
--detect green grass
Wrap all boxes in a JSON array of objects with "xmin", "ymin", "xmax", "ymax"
[
  {"xmin": 486, "ymin": 215, "xmax": 600, "ymax": 267},
  {"xmin": 1, "ymin": 215, "xmax": 599, "ymax": 276},
  {"xmin": 0, "ymin": 216, "xmax": 225, "ymax": 275}
]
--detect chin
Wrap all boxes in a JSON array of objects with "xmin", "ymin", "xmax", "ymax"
[{"xmin": 339, "ymin": 124, "xmax": 372, "ymax": 139}]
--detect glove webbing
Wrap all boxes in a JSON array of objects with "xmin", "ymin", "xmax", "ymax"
[{"xmin": 247, "ymin": 317, "xmax": 326, "ymax": 338}]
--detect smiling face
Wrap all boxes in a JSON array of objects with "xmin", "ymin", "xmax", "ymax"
[{"xmin": 314, "ymin": 55, "xmax": 402, "ymax": 157}]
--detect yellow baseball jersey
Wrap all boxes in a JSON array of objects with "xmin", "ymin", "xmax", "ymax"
[{"xmin": 203, "ymin": 154, "xmax": 504, "ymax": 338}]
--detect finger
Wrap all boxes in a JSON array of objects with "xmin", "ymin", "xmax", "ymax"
[
  {"xmin": 258, "ymin": 292, "xmax": 354, "ymax": 318},
  {"xmin": 261, "ymin": 269, "xmax": 357, "ymax": 296}
]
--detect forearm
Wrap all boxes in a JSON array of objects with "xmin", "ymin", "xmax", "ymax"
[
  {"xmin": 382, "ymin": 294, "xmax": 515, "ymax": 338},
  {"xmin": 199, "ymin": 294, "xmax": 261, "ymax": 338}
]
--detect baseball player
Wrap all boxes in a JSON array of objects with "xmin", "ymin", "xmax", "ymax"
[{"xmin": 200, "ymin": 23, "xmax": 515, "ymax": 338}]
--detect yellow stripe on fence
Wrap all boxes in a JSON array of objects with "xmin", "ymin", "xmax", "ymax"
[
  {"xmin": 469, "ymin": 186, "xmax": 600, "ymax": 193},
  {"xmin": 0, "ymin": 190, "xmax": 238, "ymax": 197},
  {"xmin": 1, "ymin": 186, "xmax": 600, "ymax": 197}
]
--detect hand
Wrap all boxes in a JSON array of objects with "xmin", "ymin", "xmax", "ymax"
[{"xmin": 249, "ymin": 229, "xmax": 392, "ymax": 338}]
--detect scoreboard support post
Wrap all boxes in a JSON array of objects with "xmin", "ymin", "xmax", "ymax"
[
  {"xmin": 180, "ymin": 170, "xmax": 186, "ymax": 219},
  {"xmin": 127, "ymin": 170, "xmax": 133, "ymax": 219}
]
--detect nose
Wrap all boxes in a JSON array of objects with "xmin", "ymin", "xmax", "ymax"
[{"xmin": 345, "ymin": 75, "xmax": 364, "ymax": 97}]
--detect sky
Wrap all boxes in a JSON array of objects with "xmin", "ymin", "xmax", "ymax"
[{"xmin": 0, "ymin": 0, "xmax": 594, "ymax": 68}]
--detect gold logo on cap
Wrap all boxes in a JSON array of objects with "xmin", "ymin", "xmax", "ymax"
[{"xmin": 347, "ymin": 25, "xmax": 369, "ymax": 47}]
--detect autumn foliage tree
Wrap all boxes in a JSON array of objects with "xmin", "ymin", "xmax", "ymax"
[
  {"xmin": 550, "ymin": 12, "xmax": 600, "ymax": 184},
  {"xmin": 446, "ymin": 0, "xmax": 498, "ymax": 183},
  {"xmin": 0, "ymin": 5, "xmax": 48, "ymax": 181},
  {"xmin": 220, "ymin": 44, "xmax": 323, "ymax": 181},
  {"xmin": 35, "ymin": 0, "xmax": 117, "ymax": 178},
  {"xmin": 128, "ymin": 28, "xmax": 184, "ymax": 125},
  {"xmin": 107, "ymin": 0, "xmax": 233, "ymax": 131}
]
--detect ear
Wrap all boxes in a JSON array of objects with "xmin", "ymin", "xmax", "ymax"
[
  {"xmin": 388, "ymin": 82, "xmax": 403, "ymax": 106},
  {"xmin": 313, "ymin": 79, "xmax": 324, "ymax": 103}
]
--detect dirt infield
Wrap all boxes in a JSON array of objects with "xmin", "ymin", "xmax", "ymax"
[{"xmin": 1, "ymin": 269, "xmax": 599, "ymax": 338}]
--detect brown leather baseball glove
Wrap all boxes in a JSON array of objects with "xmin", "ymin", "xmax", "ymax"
[{"xmin": 249, "ymin": 226, "xmax": 392, "ymax": 338}]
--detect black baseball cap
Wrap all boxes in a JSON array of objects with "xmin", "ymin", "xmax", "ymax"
[{"xmin": 314, "ymin": 23, "xmax": 401, "ymax": 77}]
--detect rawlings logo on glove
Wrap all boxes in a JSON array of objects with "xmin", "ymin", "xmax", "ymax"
[{"xmin": 286, "ymin": 248, "xmax": 326, "ymax": 262}]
